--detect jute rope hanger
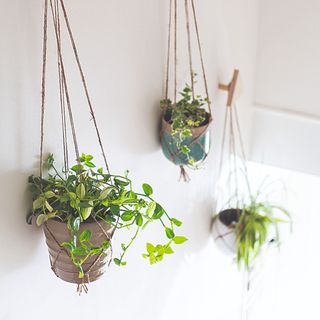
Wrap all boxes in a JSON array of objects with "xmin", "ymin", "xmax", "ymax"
[
  {"xmin": 40, "ymin": 0, "xmax": 110, "ymax": 176},
  {"xmin": 39, "ymin": 0, "xmax": 116, "ymax": 293},
  {"xmin": 217, "ymin": 69, "xmax": 253, "ymax": 205},
  {"xmin": 165, "ymin": 0, "xmax": 212, "ymax": 115}
]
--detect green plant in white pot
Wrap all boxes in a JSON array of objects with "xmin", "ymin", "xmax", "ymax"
[
  {"xmin": 212, "ymin": 191, "xmax": 291, "ymax": 270},
  {"xmin": 212, "ymin": 69, "xmax": 291, "ymax": 271}
]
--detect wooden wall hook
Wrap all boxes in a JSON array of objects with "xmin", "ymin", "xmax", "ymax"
[{"xmin": 218, "ymin": 69, "xmax": 240, "ymax": 107}]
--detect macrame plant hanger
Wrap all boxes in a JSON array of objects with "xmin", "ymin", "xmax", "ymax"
[
  {"xmin": 218, "ymin": 69, "xmax": 255, "ymax": 320},
  {"xmin": 217, "ymin": 69, "xmax": 252, "ymax": 206},
  {"xmin": 163, "ymin": 0, "xmax": 213, "ymax": 182},
  {"xmin": 39, "ymin": 0, "xmax": 114, "ymax": 294}
]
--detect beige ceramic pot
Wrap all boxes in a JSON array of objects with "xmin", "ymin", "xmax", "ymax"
[{"xmin": 43, "ymin": 219, "xmax": 113, "ymax": 284}]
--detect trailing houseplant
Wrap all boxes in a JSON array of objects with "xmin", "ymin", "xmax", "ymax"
[
  {"xmin": 160, "ymin": 0, "xmax": 213, "ymax": 180},
  {"xmin": 28, "ymin": 154, "xmax": 187, "ymax": 283},
  {"xmin": 212, "ymin": 190, "xmax": 291, "ymax": 270},
  {"xmin": 160, "ymin": 83, "xmax": 212, "ymax": 170}
]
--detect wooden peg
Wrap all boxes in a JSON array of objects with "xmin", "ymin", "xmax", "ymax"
[{"xmin": 218, "ymin": 69, "xmax": 240, "ymax": 107}]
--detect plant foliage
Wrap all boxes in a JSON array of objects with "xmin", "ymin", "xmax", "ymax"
[
  {"xmin": 28, "ymin": 154, "xmax": 187, "ymax": 277},
  {"xmin": 225, "ymin": 194, "xmax": 291, "ymax": 271}
]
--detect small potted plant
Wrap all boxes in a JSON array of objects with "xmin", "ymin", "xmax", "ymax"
[
  {"xmin": 160, "ymin": 84, "xmax": 212, "ymax": 177},
  {"xmin": 211, "ymin": 192, "xmax": 291, "ymax": 270},
  {"xmin": 28, "ymin": 153, "xmax": 187, "ymax": 289}
]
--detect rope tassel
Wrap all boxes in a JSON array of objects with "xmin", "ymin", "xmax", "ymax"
[{"xmin": 179, "ymin": 166, "xmax": 190, "ymax": 182}]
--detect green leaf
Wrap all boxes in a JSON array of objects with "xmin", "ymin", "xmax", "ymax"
[
  {"xmin": 68, "ymin": 192, "xmax": 77, "ymax": 200},
  {"xmin": 114, "ymin": 178, "xmax": 130, "ymax": 187},
  {"xmin": 71, "ymin": 164, "xmax": 84, "ymax": 172},
  {"xmin": 85, "ymin": 155, "xmax": 93, "ymax": 161},
  {"xmin": 121, "ymin": 210, "xmax": 135, "ymax": 221},
  {"xmin": 44, "ymin": 191, "xmax": 55, "ymax": 199},
  {"xmin": 85, "ymin": 161, "xmax": 95, "ymax": 168},
  {"xmin": 110, "ymin": 204, "xmax": 120, "ymax": 216},
  {"xmin": 142, "ymin": 183, "xmax": 153, "ymax": 196},
  {"xmin": 155, "ymin": 245, "xmax": 164, "ymax": 255},
  {"xmin": 136, "ymin": 213, "xmax": 143, "ymax": 226},
  {"xmin": 81, "ymin": 206, "xmax": 93, "ymax": 221},
  {"xmin": 47, "ymin": 154, "xmax": 54, "ymax": 169},
  {"xmin": 99, "ymin": 187, "xmax": 113, "ymax": 200},
  {"xmin": 79, "ymin": 201, "xmax": 93, "ymax": 208},
  {"xmin": 114, "ymin": 258, "xmax": 121, "ymax": 266},
  {"xmin": 165, "ymin": 227, "xmax": 175, "ymax": 239},
  {"xmin": 36, "ymin": 214, "xmax": 47, "ymax": 226},
  {"xmin": 76, "ymin": 183, "xmax": 85, "ymax": 199},
  {"xmin": 172, "ymin": 218, "xmax": 183, "ymax": 227},
  {"xmin": 33, "ymin": 197, "xmax": 45, "ymax": 210},
  {"xmin": 73, "ymin": 247, "xmax": 87, "ymax": 256},
  {"xmin": 146, "ymin": 201, "xmax": 156, "ymax": 216},
  {"xmin": 173, "ymin": 236, "xmax": 188, "ymax": 244},
  {"xmin": 79, "ymin": 230, "xmax": 92, "ymax": 242},
  {"xmin": 149, "ymin": 253, "xmax": 157, "ymax": 264},
  {"xmin": 181, "ymin": 145, "xmax": 190, "ymax": 155},
  {"xmin": 146, "ymin": 243, "xmax": 155, "ymax": 254},
  {"xmin": 97, "ymin": 168, "xmax": 103, "ymax": 174},
  {"xmin": 152, "ymin": 203, "xmax": 164, "ymax": 219},
  {"xmin": 45, "ymin": 201, "xmax": 53, "ymax": 212},
  {"xmin": 164, "ymin": 246, "xmax": 174, "ymax": 254}
]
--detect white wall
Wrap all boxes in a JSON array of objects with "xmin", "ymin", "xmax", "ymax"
[
  {"xmin": 0, "ymin": 0, "xmax": 259, "ymax": 319},
  {"xmin": 251, "ymin": 0, "xmax": 320, "ymax": 175}
]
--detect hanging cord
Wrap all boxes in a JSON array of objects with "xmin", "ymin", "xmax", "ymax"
[
  {"xmin": 59, "ymin": 0, "xmax": 110, "ymax": 174},
  {"xmin": 233, "ymin": 103, "xmax": 253, "ymax": 199},
  {"xmin": 190, "ymin": 0, "xmax": 212, "ymax": 116},
  {"xmin": 49, "ymin": 0, "xmax": 81, "ymax": 164},
  {"xmin": 39, "ymin": 0, "xmax": 48, "ymax": 178},
  {"xmin": 173, "ymin": 0, "xmax": 178, "ymax": 105},
  {"xmin": 179, "ymin": 165, "xmax": 190, "ymax": 182},
  {"xmin": 164, "ymin": 0, "xmax": 172, "ymax": 101},
  {"xmin": 230, "ymin": 105, "xmax": 240, "ymax": 206},
  {"xmin": 214, "ymin": 103, "xmax": 229, "ymax": 208},
  {"xmin": 184, "ymin": 0, "xmax": 194, "ymax": 99},
  {"xmin": 54, "ymin": 0, "xmax": 69, "ymax": 174}
]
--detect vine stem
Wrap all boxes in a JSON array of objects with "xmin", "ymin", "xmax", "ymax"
[{"xmin": 118, "ymin": 226, "xmax": 141, "ymax": 264}]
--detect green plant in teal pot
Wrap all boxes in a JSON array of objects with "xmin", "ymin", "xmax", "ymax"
[
  {"xmin": 28, "ymin": 154, "xmax": 187, "ymax": 289},
  {"xmin": 160, "ymin": 84, "xmax": 212, "ymax": 180}
]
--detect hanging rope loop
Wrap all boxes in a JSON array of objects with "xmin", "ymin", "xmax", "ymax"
[
  {"xmin": 59, "ymin": 0, "xmax": 110, "ymax": 173},
  {"xmin": 39, "ymin": 0, "xmax": 48, "ymax": 178},
  {"xmin": 39, "ymin": 0, "xmax": 111, "ymax": 175},
  {"xmin": 164, "ymin": 0, "xmax": 212, "ymax": 115}
]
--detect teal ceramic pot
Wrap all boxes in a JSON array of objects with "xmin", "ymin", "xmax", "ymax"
[{"xmin": 160, "ymin": 113, "xmax": 212, "ymax": 167}]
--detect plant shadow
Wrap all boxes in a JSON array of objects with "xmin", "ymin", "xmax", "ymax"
[{"xmin": 0, "ymin": 170, "xmax": 43, "ymax": 281}]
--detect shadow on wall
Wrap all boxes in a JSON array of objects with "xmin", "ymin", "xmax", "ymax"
[
  {"xmin": 121, "ymin": 99, "xmax": 163, "ymax": 155},
  {"xmin": 0, "ymin": 170, "xmax": 43, "ymax": 281}
]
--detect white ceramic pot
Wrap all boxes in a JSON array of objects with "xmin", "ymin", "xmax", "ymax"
[{"xmin": 211, "ymin": 209, "xmax": 240, "ymax": 255}]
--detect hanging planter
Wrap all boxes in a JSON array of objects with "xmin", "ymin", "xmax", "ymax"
[
  {"xmin": 211, "ymin": 70, "xmax": 291, "ymax": 271},
  {"xmin": 160, "ymin": 85, "xmax": 212, "ymax": 169},
  {"xmin": 28, "ymin": 0, "xmax": 187, "ymax": 293},
  {"xmin": 212, "ymin": 201, "xmax": 291, "ymax": 270},
  {"xmin": 160, "ymin": 0, "xmax": 213, "ymax": 181}
]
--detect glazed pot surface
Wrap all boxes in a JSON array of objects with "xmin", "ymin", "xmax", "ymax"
[{"xmin": 160, "ymin": 114, "xmax": 212, "ymax": 167}]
